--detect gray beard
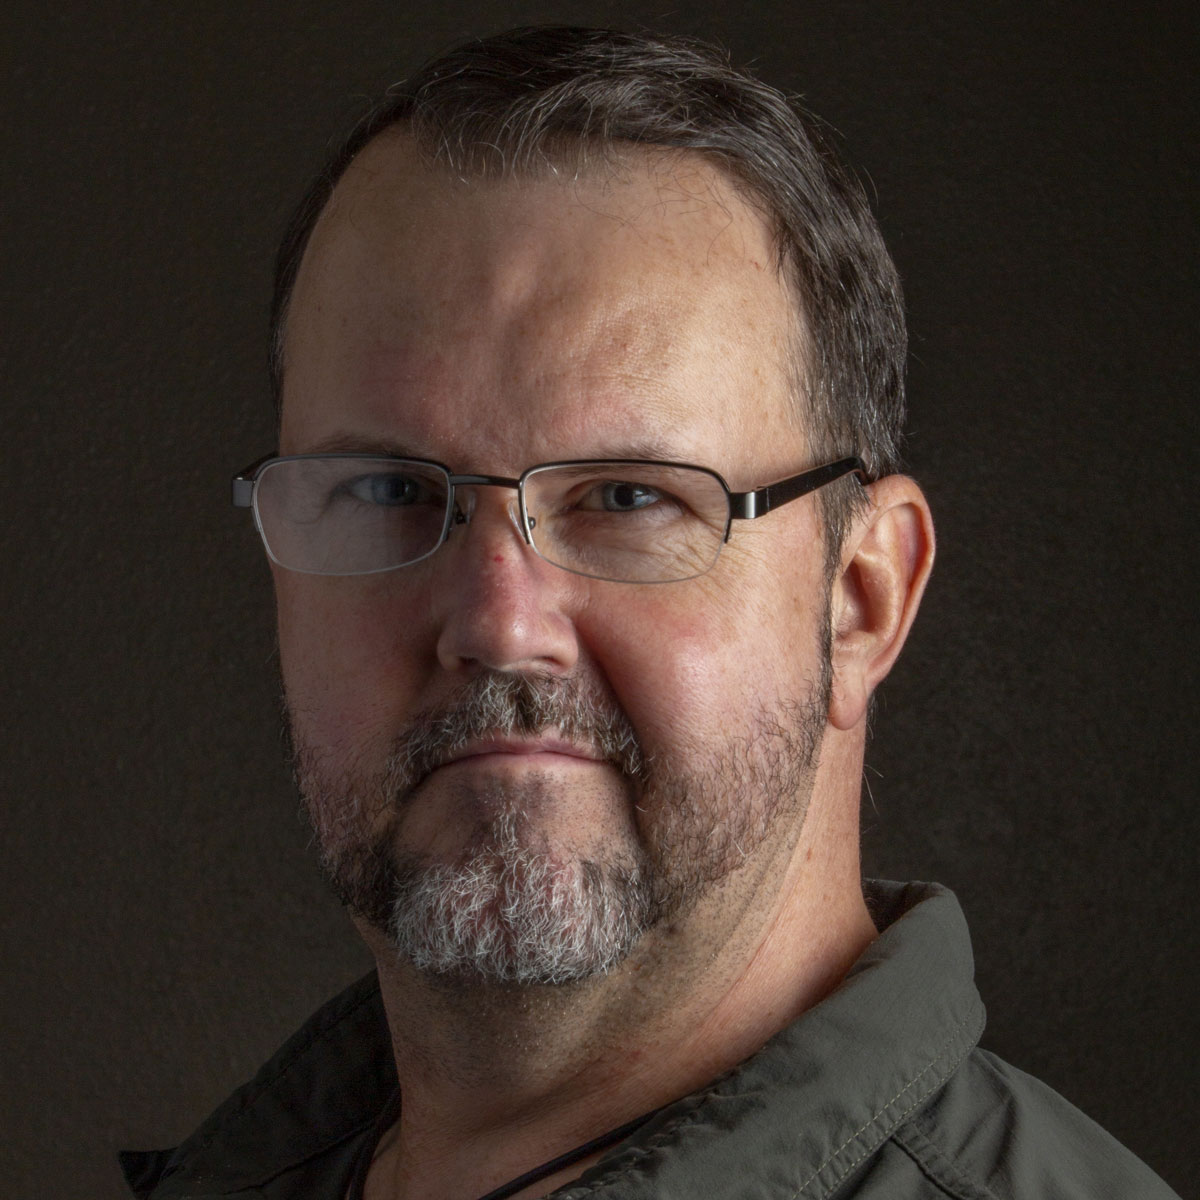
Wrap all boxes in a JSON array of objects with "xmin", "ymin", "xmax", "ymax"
[
  {"xmin": 388, "ymin": 800, "xmax": 656, "ymax": 986},
  {"xmin": 290, "ymin": 667, "xmax": 828, "ymax": 989}
]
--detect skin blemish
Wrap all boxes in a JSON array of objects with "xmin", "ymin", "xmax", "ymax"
[{"xmin": 493, "ymin": 554, "xmax": 505, "ymax": 564}]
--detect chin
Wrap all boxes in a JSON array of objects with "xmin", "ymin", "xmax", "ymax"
[{"xmin": 385, "ymin": 830, "xmax": 658, "ymax": 987}]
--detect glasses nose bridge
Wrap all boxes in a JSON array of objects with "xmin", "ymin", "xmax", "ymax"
[{"xmin": 447, "ymin": 472, "xmax": 531, "ymax": 544}]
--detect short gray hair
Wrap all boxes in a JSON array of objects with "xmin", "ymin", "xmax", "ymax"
[{"xmin": 270, "ymin": 26, "xmax": 908, "ymax": 563}]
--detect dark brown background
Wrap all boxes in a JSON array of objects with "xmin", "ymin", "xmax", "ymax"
[{"xmin": 3, "ymin": 3, "xmax": 1196, "ymax": 1196}]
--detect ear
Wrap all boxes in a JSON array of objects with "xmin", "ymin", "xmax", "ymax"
[{"xmin": 828, "ymin": 475, "xmax": 935, "ymax": 731}]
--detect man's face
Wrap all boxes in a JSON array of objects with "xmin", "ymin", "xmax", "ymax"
[{"xmin": 276, "ymin": 132, "xmax": 837, "ymax": 986}]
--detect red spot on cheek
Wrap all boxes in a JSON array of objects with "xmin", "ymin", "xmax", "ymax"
[{"xmin": 493, "ymin": 554, "xmax": 505, "ymax": 564}]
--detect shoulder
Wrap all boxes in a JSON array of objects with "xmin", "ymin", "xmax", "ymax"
[
  {"xmin": 846, "ymin": 1048, "xmax": 1181, "ymax": 1200},
  {"xmin": 120, "ymin": 972, "xmax": 394, "ymax": 1199}
]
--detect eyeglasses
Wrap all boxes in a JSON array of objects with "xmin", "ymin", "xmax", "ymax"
[{"xmin": 232, "ymin": 453, "xmax": 866, "ymax": 584}]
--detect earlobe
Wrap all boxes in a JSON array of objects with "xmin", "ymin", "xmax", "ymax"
[{"xmin": 827, "ymin": 476, "xmax": 935, "ymax": 731}]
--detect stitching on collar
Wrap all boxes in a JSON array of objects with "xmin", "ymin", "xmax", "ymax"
[
  {"xmin": 792, "ymin": 999, "xmax": 985, "ymax": 1197},
  {"xmin": 891, "ymin": 1119, "xmax": 1000, "ymax": 1200},
  {"xmin": 561, "ymin": 998, "xmax": 982, "ymax": 1198}
]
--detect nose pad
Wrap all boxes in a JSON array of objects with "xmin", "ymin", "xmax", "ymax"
[
  {"xmin": 509, "ymin": 497, "xmax": 533, "ymax": 544},
  {"xmin": 448, "ymin": 489, "xmax": 532, "ymax": 545},
  {"xmin": 433, "ymin": 481, "xmax": 580, "ymax": 675}
]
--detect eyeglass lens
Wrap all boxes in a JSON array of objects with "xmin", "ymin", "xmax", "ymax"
[
  {"xmin": 254, "ymin": 458, "xmax": 452, "ymax": 575},
  {"xmin": 252, "ymin": 457, "xmax": 731, "ymax": 582},
  {"xmin": 523, "ymin": 463, "xmax": 728, "ymax": 582}
]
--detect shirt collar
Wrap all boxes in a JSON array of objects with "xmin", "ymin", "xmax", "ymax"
[
  {"xmin": 124, "ymin": 881, "xmax": 984, "ymax": 1198},
  {"xmin": 566, "ymin": 880, "xmax": 985, "ymax": 1197}
]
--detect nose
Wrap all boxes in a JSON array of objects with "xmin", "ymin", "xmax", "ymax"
[{"xmin": 433, "ymin": 487, "xmax": 581, "ymax": 675}]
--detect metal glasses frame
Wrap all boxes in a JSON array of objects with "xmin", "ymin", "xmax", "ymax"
[{"xmin": 231, "ymin": 452, "xmax": 868, "ymax": 577}]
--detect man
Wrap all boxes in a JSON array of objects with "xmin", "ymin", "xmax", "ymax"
[{"xmin": 122, "ymin": 26, "xmax": 1177, "ymax": 1200}]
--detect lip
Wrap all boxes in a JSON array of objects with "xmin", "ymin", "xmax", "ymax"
[{"xmin": 434, "ymin": 736, "xmax": 606, "ymax": 772}]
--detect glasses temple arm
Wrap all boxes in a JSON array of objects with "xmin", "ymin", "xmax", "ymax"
[
  {"xmin": 728, "ymin": 456, "xmax": 867, "ymax": 520},
  {"xmin": 231, "ymin": 453, "xmax": 283, "ymax": 508}
]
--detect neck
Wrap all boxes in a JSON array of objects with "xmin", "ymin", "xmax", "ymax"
[{"xmin": 357, "ymin": 749, "xmax": 875, "ymax": 1200}]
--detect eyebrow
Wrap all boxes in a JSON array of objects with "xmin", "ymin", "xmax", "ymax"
[{"xmin": 293, "ymin": 432, "xmax": 688, "ymax": 464}]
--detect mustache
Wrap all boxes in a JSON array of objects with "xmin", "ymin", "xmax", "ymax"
[{"xmin": 383, "ymin": 671, "xmax": 648, "ymax": 793}]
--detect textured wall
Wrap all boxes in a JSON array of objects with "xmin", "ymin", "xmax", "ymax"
[{"xmin": 3, "ymin": 3, "xmax": 1195, "ymax": 1196}]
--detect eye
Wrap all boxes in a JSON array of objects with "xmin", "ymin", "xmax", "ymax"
[
  {"xmin": 342, "ymin": 472, "xmax": 428, "ymax": 506},
  {"xmin": 581, "ymin": 480, "xmax": 667, "ymax": 512}
]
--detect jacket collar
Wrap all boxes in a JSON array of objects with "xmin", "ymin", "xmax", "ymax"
[
  {"xmin": 124, "ymin": 881, "xmax": 984, "ymax": 1198},
  {"xmin": 125, "ymin": 971, "xmax": 396, "ymax": 1197},
  {"xmin": 565, "ymin": 880, "xmax": 985, "ymax": 1197}
]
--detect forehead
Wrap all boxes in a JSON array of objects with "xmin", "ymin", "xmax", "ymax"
[{"xmin": 281, "ymin": 129, "xmax": 804, "ymax": 474}]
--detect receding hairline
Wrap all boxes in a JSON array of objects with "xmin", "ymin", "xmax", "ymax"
[{"xmin": 276, "ymin": 120, "xmax": 814, "ymax": 421}]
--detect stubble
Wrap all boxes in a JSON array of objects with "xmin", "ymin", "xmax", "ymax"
[{"xmin": 289, "ymin": 666, "xmax": 828, "ymax": 988}]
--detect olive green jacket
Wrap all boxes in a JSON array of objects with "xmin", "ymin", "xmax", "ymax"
[{"xmin": 121, "ymin": 881, "xmax": 1178, "ymax": 1199}]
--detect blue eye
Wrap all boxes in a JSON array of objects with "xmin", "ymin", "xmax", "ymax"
[
  {"xmin": 345, "ymin": 473, "xmax": 424, "ymax": 506},
  {"xmin": 596, "ymin": 481, "xmax": 663, "ymax": 511}
]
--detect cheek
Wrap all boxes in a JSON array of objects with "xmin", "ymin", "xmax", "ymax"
[
  {"xmin": 584, "ymin": 590, "xmax": 778, "ymax": 757},
  {"xmin": 275, "ymin": 574, "xmax": 430, "ymax": 757},
  {"xmin": 584, "ymin": 549, "xmax": 828, "ymax": 758}
]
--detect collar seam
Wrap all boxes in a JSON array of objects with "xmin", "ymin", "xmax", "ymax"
[
  {"xmin": 890, "ymin": 1117, "xmax": 1001, "ymax": 1200},
  {"xmin": 561, "ymin": 997, "xmax": 983, "ymax": 1198},
  {"xmin": 791, "ymin": 998, "xmax": 985, "ymax": 1198}
]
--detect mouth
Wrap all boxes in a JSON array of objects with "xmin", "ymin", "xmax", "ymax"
[{"xmin": 432, "ymin": 735, "xmax": 608, "ymax": 774}]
